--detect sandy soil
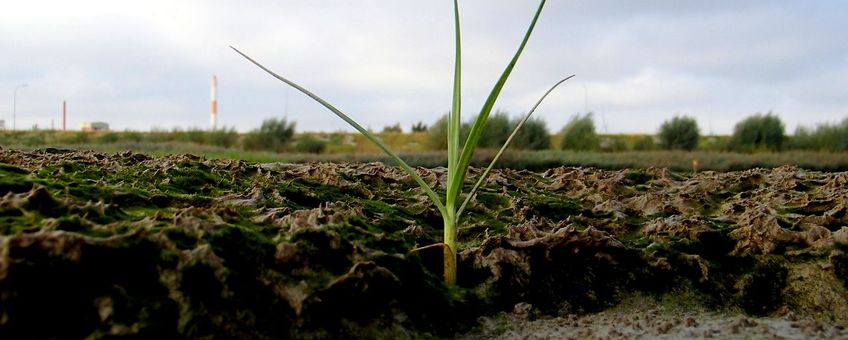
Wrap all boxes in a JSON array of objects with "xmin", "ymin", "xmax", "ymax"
[{"xmin": 461, "ymin": 297, "xmax": 848, "ymax": 340}]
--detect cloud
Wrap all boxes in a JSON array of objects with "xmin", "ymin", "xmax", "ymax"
[{"xmin": 0, "ymin": 0, "xmax": 846, "ymax": 134}]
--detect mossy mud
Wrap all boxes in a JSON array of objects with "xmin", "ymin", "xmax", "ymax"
[{"xmin": 0, "ymin": 148, "xmax": 847, "ymax": 339}]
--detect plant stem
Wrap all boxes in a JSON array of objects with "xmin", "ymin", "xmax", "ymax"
[{"xmin": 442, "ymin": 213, "xmax": 457, "ymax": 285}]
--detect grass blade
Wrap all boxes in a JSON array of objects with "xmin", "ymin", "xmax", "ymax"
[
  {"xmin": 446, "ymin": 0, "xmax": 462, "ymax": 211},
  {"xmin": 449, "ymin": 0, "xmax": 546, "ymax": 205},
  {"xmin": 231, "ymin": 46, "xmax": 448, "ymax": 217},
  {"xmin": 456, "ymin": 75, "xmax": 574, "ymax": 220}
]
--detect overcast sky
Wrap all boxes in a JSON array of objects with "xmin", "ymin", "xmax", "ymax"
[{"xmin": 1, "ymin": 1, "xmax": 846, "ymax": 134}]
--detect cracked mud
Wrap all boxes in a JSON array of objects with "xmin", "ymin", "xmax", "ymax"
[{"xmin": 0, "ymin": 149, "xmax": 846, "ymax": 339}]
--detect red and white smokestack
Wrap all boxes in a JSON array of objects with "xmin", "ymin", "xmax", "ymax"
[
  {"xmin": 63, "ymin": 100, "xmax": 67, "ymax": 131},
  {"xmin": 210, "ymin": 75, "xmax": 218, "ymax": 131}
]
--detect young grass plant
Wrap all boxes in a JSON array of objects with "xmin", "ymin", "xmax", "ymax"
[{"xmin": 233, "ymin": 0, "xmax": 572, "ymax": 285}]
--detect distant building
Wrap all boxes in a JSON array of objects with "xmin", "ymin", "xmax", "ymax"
[
  {"xmin": 80, "ymin": 122, "xmax": 110, "ymax": 132},
  {"xmin": 0, "ymin": 119, "xmax": 5, "ymax": 130}
]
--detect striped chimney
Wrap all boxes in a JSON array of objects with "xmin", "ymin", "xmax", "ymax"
[{"xmin": 210, "ymin": 75, "xmax": 218, "ymax": 130}]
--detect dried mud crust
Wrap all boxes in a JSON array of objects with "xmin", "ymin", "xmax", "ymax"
[{"xmin": 0, "ymin": 149, "xmax": 846, "ymax": 338}]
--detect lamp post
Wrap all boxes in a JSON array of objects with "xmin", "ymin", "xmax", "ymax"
[{"xmin": 13, "ymin": 84, "xmax": 28, "ymax": 131}]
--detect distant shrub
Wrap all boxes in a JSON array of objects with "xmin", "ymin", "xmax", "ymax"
[
  {"xmin": 699, "ymin": 135, "xmax": 730, "ymax": 151},
  {"xmin": 96, "ymin": 132, "xmax": 120, "ymax": 144},
  {"xmin": 473, "ymin": 111, "xmax": 512, "ymax": 148},
  {"xmin": 382, "ymin": 123, "xmax": 402, "ymax": 133},
  {"xmin": 185, "ymin": 128, "xmax": 207, "ymax": 144},
  {"xmin": 205, "ymin": 127, "xmax": 239, "ymax": 148},
  {"xmin": 123, "ymin": 131, "xmax": 144, "ymax": 143},
  {"xmin": 242, "ymin": 118, "xmax": 295, "ymax": 152},
  {"xmin": 426, "ymin": 115, "xmax": 449, "ymax": 150},
  {"xmin": 293, "ymin": 134, "xmax": 327, "ymax": 154},
  {"xmin": 168, "ymin": 127, "xmax": 187, "ymax": 143},
  {"xmin": 148, "ymin": 127, "xmax": 176, "ymax": 142},
  {"xmin": 824, "ymin": 119, "xmax": 848, "ymax": 150},
  {"xmin": 51, "ymin": 131, "xmax": 90, "ymax": 144},
  {"xmin": 730, "ymin": 113, "xmax": 785, "ymax": 152},
  {"xmin": 411, "ymin": 121, "xmax": 428, "ymax": 132},
  {"xmin": 633, "ymin": 135, "xmax": 657, "ymax": 151},
  {"xmin": 791, "ymin": 118, "xmax": 848, "ymax": 151},
  {"xmin": 792, "ymin": 126, "xmax": 816, "ymax": 150},
  {"xmin": 20, "ymin": 132, "xmax": 47, "ymax": 146},
  {"xmin": 658, "ymin": 115, "xmax": 700, "ymax": 151},
  {"xmin": 560, "ymin": 113, "xmax": 599, "ymax": 151},
  {"xmin": 328, "ymin": 132, "xmax": 349, "ymax": 145},
  {"xmin": 241, "ymin": 133, "xmax": 265, "ymax": 151},
  {"xmin": 428, "ymin": 111, "xmax": 546, "ymax": 150},
  {"xmin": 511, "ymin": 116, "xmax": 550, "ymax": 150}
]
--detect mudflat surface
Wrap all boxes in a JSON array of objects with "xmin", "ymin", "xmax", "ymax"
[
  {"xmin": 463, "ymin": 297, "xmax": 848, "ymax": 339},
  {"xmin": 0, "ymin": 148, "xmax": 846, "ymax": 338}
]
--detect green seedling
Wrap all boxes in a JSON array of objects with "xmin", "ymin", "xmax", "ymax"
[{"xmin": 233, "ymin": 0, "xmax": 572, "ymax": 284}]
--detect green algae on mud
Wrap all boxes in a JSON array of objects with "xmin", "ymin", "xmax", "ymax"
[{"xmin": 0, "ymin": 148, "xmax": 847, "ymax": 338}]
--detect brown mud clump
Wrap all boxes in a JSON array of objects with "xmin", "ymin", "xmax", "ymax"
[
  {"xmin": 1, "ymin": 149, "xmax": 847, "ymax": 338},
  {"xmin": 460, "ymin": 222, "xmax": 647, "ymax": 314}
]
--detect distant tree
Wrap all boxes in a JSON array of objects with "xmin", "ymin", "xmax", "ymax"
[
  {"xmin": 791, "ymin": 117, "xmax": 848, "ymax": 151},
  {"xmin": 826, "ymin": 118, "xmax": 848, "ymax": 151},
  {"xmin": 473, "ymin": 111, "xmax": 512, "ymax": 148},
  {"xmin": 560, "ymin": 113, "xmax": 599, "ymax": 151},
  {"xmin": 426, "ymin": 114, "xmax": 449, "ymax": 150},
  {"xmin": 730, "ymin": 112, "xmax": 785, "ymax": 151},
  {"xmin": 792, "ymin": 126, "xmax": 815, "ymax": 150},
  {"xmin": 428, "ymin": 111, "xmax": 514, "ymax": 150},
  {"xmin": 511, "ymin": 116, "xmax": 550, "ymax": 150},
  {"xmin": 382, "ymin": 123, "xmax": 402, "ymax": 133},
  {"xmin": 658, "ymin": 115, "xmax": 700, "ymax": 151},
  {"xmin": 242, "ymin": 118, "xmax": 296, "ymax": 152},
  {"xmin": 411, "ymin": 121, "xmax": 428, "ymax": 132}
]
